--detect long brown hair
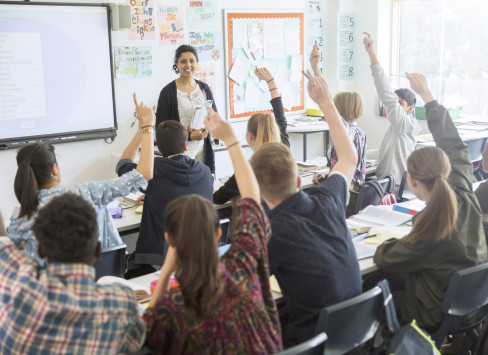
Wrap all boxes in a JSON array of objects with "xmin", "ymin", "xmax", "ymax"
[
  {"xmin": 247, "ymin": 113, "xmax": 280, "ymax": 150},
  {"xmin": 164, "ymin": 195, "xmax": 223, "ymax": 317},
  {"xmin": 405, "ymin": 147, "xmax": 458, "ymax": 244},
  {"xmin": 14, "ymin": 143, "xmax": 57, "ymax": 219}
]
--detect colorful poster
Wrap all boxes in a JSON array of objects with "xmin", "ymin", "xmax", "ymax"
[
  {"xmin": 114, "ymin": 46, "xmax": 153, "ymax": 79},
  {"xmin": 186, "ymin": 0, "xmax": 218, "ymax": 30},
  {"xmin": 128, "ymin": 0, "xmax": 156, "ymax": 40},
  {"xmin": 188, "ymin": 31, "xmax": 222, "ymax": 61},
  {"xmin": 195, "ymin": 61, "xmax": 216, "ymax": 94},
  {"xmin": 158, "ymin": 2, "xmax": 186, "ymax": 46}
]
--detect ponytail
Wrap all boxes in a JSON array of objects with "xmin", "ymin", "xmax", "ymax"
[
  {"xmin": 405, "ymin": 147, "xmax": 458, "ymax": 244},
  {"xmin": 247, "ymin": 113, "xmax": 280, "ymax": 150},
  {"xmin": 164, "ymin": 195, "xmax": 223, "ymax": 317},
  {"xmin": 14, "ymin": 143, "xmax": 57, "ymax": 219}
]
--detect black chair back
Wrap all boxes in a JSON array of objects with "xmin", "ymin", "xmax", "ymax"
[
  {"xmin": 275, "ymin": 333, "xmax": 327, "ymax": 355},
  {"xmin": 397, "ymin": 171, "xmax": 415, "ymax": 202},
  {"xmin": 315, "ymin": 285, "xmax": 384, "ymax": 355},
  {"xmin": 431, "ymin": 262, "xmax": 488, "ymax": 351},
  {"xmin": 354, "ymin": 175, "xmax": 394, "ymax": 213},
  {"xmin": 94, "ymin": 244, "xmax": 127, "ymax": 281}
]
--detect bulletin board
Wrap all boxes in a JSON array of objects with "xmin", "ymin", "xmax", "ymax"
[{"xmin": 224, "ymin": 10, "xmax": 305, "ymax": 120}]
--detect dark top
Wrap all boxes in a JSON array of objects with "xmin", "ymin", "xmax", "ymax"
[
  {"xmin": 213, "ymin": 97, "xmax": 290, "ymax": 204},
  {"xmin": 116, "ymin": 155, "xmax": 213, "ymax": 267},
  {"xmin": 475, "ymin": 180, "xmax": 488, "ymax": 214},
  {"xmin": 156, "ymin": 80, "xmax": 217, "ymax": 174},
  {"xmin": 268, "ymin": 173, "xmax": 362, "ymax": 345},
  {"xmin": 142, "ymin": 199, "xmax": 282, "ymax": 354},
  {"xmin": 374, "ymin": 101, "xmax": 488, "ymax": 332}
]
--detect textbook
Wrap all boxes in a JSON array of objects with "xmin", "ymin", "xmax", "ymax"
[
  {"xmin": 296, "ymin": 156, "xmax": 328, "ymax": 172},
  {"xmin": 350, "ymin": 205, "xmax": 413, "ymax": 227},
  {"xmin": 97, "ymin": 276, "xmax": 150, "ymax": 302}
]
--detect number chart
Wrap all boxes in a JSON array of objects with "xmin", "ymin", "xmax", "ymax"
[{"xmin": 337, "ymin": 12, "xmax": 355, "ymax": 81}]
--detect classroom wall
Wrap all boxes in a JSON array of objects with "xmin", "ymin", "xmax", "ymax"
[{"xmin": 0, "ymin": 0, "xmax": 397, "ymax": 222}]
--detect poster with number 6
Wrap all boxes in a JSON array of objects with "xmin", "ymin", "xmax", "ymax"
[{"xmin": 337, "ymin": 12, "xmax": 355, "ymax": 81}]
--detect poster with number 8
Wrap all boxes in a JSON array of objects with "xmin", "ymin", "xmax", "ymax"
[{"xmin": 337, "ymin": 12, "xmax": 355, "ymax": 81}]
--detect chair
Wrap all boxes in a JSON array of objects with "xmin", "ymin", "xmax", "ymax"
[
  {"xmin": 218, "ymin": 218, "xmax": 230, "ymax": 246},
  {"xmin": 94, "ymin": 244, "xmax": 127, "ymax": 281},
  {"xmin": 466, "ymin": 137, "xmax": 487, "ymax": 182},
  {"xmin": 275, "ymin": 333, "xmax": 327, "ymax": 355},
  {"xmin": 314, "ymin": 282, "xmax": 385, "ymax": 355},
  {"xmin": 397, "ymin": 171, "xmax": 416, "ymax": 202},
  {"xmin": 354, "ymin": 176, "xmax": 394, "ymax": 213},
  {"xmin": 430, "ymin": 262, "xmax": 488, "ymax": 354}
]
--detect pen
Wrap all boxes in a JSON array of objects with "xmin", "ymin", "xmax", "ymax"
[
  {"xmin": 365, "ymin": 234, "xmax": 378, "ymax": 239},
  {"xmin": 302, "ymin": 70, "xmax": 310, "ymax": 80},
  {"xmin": 131, "ymin": 111, "xmax": 138, "ymax": 128}
]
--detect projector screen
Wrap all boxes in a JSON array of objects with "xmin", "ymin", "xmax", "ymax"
[{"xmin": 0, "ymin": 2, "xmax": 117, "ymax": 148}]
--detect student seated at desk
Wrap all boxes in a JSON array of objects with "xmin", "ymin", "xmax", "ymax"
[
  {"xmin": 7, "ymin": 94, "xmax": 153, "ymax": 265},
  {"xmin": 373, "ymin": 74, "xmax": 487, "ymax": 343},
  {"xmin": 0, "ymin": 194, "xmax": 145, "ymax": 354},
  {"xmin": 363, "ymin": 33, "xmax": 421, "ymax": 191},
  {"xmin": 311, "ymin": 45, "xmax": 366, "ymax": 215},
  {"xmin": 250, "ymin": 70, "xmax": 362, "ymax": 347},
  {"xmin": 142, "ymin": 107, "xmax": 282, "ymax": 354},
  {"xmin": 213, "ymin": 67, "xmax": 289, "ymax": 205},
  {"xmin": 117, "ymin": 112, "xmax": 213, "ymax": 277},
  {"xmin": 475, "ymin": 141, "xmax": 488, "ymax": 238}
]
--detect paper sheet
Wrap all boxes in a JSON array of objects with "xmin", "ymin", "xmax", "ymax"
[
  {"xmin": 285, "ymin": 26, "xmax": 301, "ymax": 55},
  {"xmin": 228, "ymin": 51, "xmax": 251, "ymax": 86},
  {"xmin": 232, "ymin": 19, "xmax": 248, "ymax": 48},
  {"xmin": 233, "ymin": 84, "xmax": 244, "ymax": 101},
  {"xmin": 233, "ymin": 100, "xmax": 246, "ymax": 115},
  {"xmin": 275, "ymin": 63, "xmax": 292, "ymax": 90},
  {"xmin": 248, "ymin": 20, "xmax": 264, "ymax": 49},
  {"xmin": 263, "ymin": 20, "xmax": 284, "ymax": 58},
  {"xmin": 282, "ymin": 82, "xmax": 300, "ymax": 110},
  {"xmin": 244, "ymin": 82, "xmax": 260, "ymax": 109},
  {"xmin": 290, "ymin": 54, "xmax": 303, "ymax": 82}
]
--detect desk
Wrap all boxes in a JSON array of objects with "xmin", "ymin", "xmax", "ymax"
[{"xmin": 287, "ymin": 123, "xmax": 329, "ymax": 161}]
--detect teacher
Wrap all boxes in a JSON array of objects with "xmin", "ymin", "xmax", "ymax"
[{"xmin": 155, "ymin": 44, "xmax": 217, "ymax": 173}]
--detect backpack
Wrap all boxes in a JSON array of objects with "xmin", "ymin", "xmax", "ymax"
[{"xmin": 354, "ymin": 175, "xmax": 396, "ymax": 213}]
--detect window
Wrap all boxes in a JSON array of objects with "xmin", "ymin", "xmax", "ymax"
[{"xmin": 391, "ymin": 0, "xmax": 488, "ymax": 115}]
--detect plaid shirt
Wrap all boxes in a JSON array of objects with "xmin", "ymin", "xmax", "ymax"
[
  {"xmin": 329, "ymin": 118, "xmax": 367, "ymax": 192},
  {"xmin": 0, "ymin": 237, "xmax": 145, "ymax": 354}
]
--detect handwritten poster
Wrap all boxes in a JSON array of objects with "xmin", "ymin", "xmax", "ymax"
[
  {"xmin": 186, "ymin": 0, "xmax": 218, "ymax": 30},
  {"xmin": 195, "ymin": 61, "xmax": 216, "ymax": 93},
  {"xmin": 337, "ymin": 12, "xmax": 355, "ymax": 81},
  {"xmin": 128, "ymin": 0, "xmax": 156, "ymax": 40},
  {"xmin": 114, "ymin": 46, "xmax": 152, "ymax": 79},
  {"xmin": 188, "ymin": 31, "xmax": 222, "ymax": 61},
  {"xmin": 158, "ymin": 2, "xmax": 186, "ymax": 46}
]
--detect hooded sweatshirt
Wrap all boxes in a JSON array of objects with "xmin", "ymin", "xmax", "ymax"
[{"xmin": 116, "ymin": 154, "xmax": 213, "ymax": 267}]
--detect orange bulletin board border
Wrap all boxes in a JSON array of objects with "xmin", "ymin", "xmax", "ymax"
[{"xmin": 224, "ymin": 10, "xmax": 305, "ymax": 120}]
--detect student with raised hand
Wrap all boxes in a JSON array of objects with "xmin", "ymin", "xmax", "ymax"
[
  {"xmin": 213, "ymin": 66, "xmax": 289, "ymax": 205},
  {"xmin": 374, "ymin": 73, "xmax": 487, "ymax": 339},
  {"xmin": 142, "ymin": 106, "xmax": 282, "ymax": 354},
  {"xmin": 250, "ymin": 70, "xmax": 361, "ymax": 347},
  {"xmin": 0, "ymin": 194, "xmax": 145, "ymax": 354},
  {"xmin": 8, "ymin": 93, "xmax": 154, "ymax": 264},
  {"xmin": 363, "ymin": 32, "xmax": 421, "ymax": 191},
  {"xmin": 117, "ymin": 109, "xmax": 213, "ymax": 277},
  {"xmin": 311, "ymin": 44, "xmax": 367, "ymax": 215}
]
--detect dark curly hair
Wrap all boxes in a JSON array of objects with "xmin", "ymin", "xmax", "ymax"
[
  {"xmin": 172, "ymin": 44, "xmax": 199, "ymax": 74},
  {"xmin": 395, "ymin": 88, "xmax": 417, "ymax": 107},
  {"xmin": 32, "ymin": 192, "xmax": 98, "ymax": 263}
]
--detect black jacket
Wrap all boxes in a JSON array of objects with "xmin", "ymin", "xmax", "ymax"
[
  {"xmin": 116, "ymin": 155, "xmax": 213, "ymax": 267},
  {"xmin": 156, "ymin": 79, "xmax": 217, "ymax": 173}
]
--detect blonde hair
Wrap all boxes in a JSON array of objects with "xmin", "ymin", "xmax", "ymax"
[
  {"xmin": 247, "ymin": 113, "xmax": 280, "ymax": 150},
  {"xmin": 333, "ymin": 92, "xmax": 365, "ymax": 123},
  {"xmin": 405, "ymin": 147, "xmax": 458, "ymax": 244},
  {"xmin": 250, "ymin": 143, "xmax": 297, "ymax": 203}
]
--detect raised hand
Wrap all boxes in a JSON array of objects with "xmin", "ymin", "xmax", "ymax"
[
  {"xmin": 362, "ymin": 32, "xmax": 375, "ymax": 54},
  {"xmin": 204, "ymin": 107, "xmax": 236, "ymax": 145},
  {"xmin": 306, "ymin": 70, "xmax": 333, "ymax": 106},
  {"xmin": 254, "ymin": 67, "xmax": 273, "ymax": 82},
  {"xmin": 405, "ymin": 73, "xmax": 434, "ymax": 104},
  {"xmin": 310, "ymin": 44, "xmax": 321, "ymax": 70},
  {"xmin": 133, "ymin": 93, "xmax": 156, "ymax": 128}
]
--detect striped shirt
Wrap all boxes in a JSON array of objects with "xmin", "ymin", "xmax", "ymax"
[{"xmin": 0, "ymin": 237, "xmax": 145, "ymax": 354}]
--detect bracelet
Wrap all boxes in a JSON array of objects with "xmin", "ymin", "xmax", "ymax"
[
  {"xmin": 141, "ymin": 125, "xmax": 153, "ymax": 129},
  {"xmin": 226, "ymin": 141, "xmax": 240, "ymax": 150},
  {"xmin": 142, "ymin": 127, "xmax": 153, "ymax": 134},
  {"xmin": 266, "ymin": 78, "xmax": 275, "ymax": 83},
  {"xmin": 269, "ymin": 88, "xmax": 278, "ymax": 92}
]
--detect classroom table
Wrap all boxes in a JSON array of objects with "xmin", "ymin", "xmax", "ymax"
[{"xmin": 287, "ymin": 122, "xmax": 330, "ymax": 162}]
